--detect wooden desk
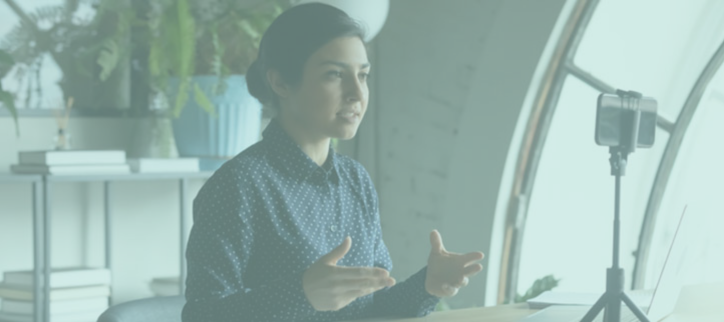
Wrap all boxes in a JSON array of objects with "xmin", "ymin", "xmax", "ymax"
[{"xmin": 348, "ymin": 304, "xmax": 538, "ymax": 322}]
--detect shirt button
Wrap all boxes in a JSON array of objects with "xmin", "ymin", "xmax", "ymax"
[{"xmin": 330, "ymin": 225, "xmax": 337, "ymax": 232}]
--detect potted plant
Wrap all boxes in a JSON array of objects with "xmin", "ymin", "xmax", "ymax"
[
  {"xmin": 141, "ymin": 0, "xmax": 290, "ymax": 170},
  {"xmin": 0, "ymin": 49, "xmax": 18, "ymax": 136},
  {"xmin": 1, "ymin": 0, "xmax": 134, "ymax": 110}
]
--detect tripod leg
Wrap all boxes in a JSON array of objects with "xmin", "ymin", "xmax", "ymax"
[
  {"xmin": 580, "ymin": 293, "xmax": 608, "ymax": 322},
  {"xmin": 604, "ymin": 295, "xmax": 622, "ymax": 322},
  {"xmin": 622, "ymin": 292, "xmax": 650, "ymax": 322}
]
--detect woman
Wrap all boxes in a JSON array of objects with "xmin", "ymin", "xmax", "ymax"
[{"xmin": 182, "ymin": 3, "xmax": 485, "ymax": 321}]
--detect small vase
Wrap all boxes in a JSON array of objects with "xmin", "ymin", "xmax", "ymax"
[{"xmin": 53, "ymin": 129, "xmax": 72, "ymax": 150}]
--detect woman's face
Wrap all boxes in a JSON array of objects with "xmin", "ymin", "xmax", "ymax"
[{"xmin": 282, "ymin": 36, "xmax": 370, "ymax": 141}]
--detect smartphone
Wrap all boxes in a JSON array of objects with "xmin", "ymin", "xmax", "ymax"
[{"xmin": 595, "ymin": 92, "xmax": 657, "ymax": 149}]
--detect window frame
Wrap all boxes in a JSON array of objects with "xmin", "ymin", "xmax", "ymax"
[{"xmin": 496, "ymin": 0, "xmax": 724, "ymax": 303}]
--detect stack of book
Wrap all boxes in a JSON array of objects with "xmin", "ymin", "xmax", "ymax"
[
  {"xmin": 10, "ymin": 150, "xmax": 130, "ymax": 175},
  {"xmin": 0, "ymin": 267, "xmax": 111, "ymax": 322},
  {"xmin": 148, "ymin": 276, "xmax": 180, "ymax": 297}
]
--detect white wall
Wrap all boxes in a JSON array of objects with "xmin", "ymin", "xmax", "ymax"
[{"xmin": 343, "ymin": 0, "xmax": 566, "ymax": 308}]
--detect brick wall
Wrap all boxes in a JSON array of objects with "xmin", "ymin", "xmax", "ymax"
[{"xmin": 340, "ymin": 0, "xmax": 567, "ymax": 307}]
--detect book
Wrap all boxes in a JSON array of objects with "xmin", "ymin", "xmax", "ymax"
[
  {"xmin": 18, "ymin": 150, "xmax": 126, "ymax": 166},
  {"xmin": 149, "ymin": 276, "xmax": 180, "ymax": 296},
  {"xmin": 127, "ymin": 158, "xmax": 199, "ymax": 173},
  {"xmin": 0, "ymin": 307, "xmax": 106, "ymax": 322},
  {"xmin": 1, "ymin": 297, "xmax": 108, "ymax": 315},
  {"xmin": 2, "ymin": 267, "xmax": 111, "ymax": 289},
  {"xmin": 10, "ymin": 164, "xmax": 130, "ymax": 175},
  {"xmin": 0, "ymin": 283, "xmax": 110, "ymax": 301}
]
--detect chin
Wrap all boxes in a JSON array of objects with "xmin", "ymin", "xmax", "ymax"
[{"xmin": 333, "ymin": 126, "xmax": 360, "ymax": 140}]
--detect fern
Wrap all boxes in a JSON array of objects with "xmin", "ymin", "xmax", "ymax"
[
  {"xmin": 237, "ymin": 19, "xmax": 260, "ymax": 40},
  {"xmin": 210, "ymin": 26, "xmax": 228, "ymax": 95},
  {"xmin": 0, "ymin": 91, "xmax": 18, "ymax": 136},
  {"xmin": 193, "ymin": 83, "xmax": 216, "ymax": 117},
  {"xmin": 148, "ymin": 0, "xmax": 206, "ymax": 117},
  {"xmin": 1, "ymin": 0, "xmax": 132, "ymax": 110},
  {"xmin": 0, "ymin": 50, "xmax": 13, "ymax": 77},
  {"xmin": 144, "ymin": 0, "xmax": 290, "ymax": 117},
  {"xmin": 97, "ymin": 38, "xmax": 119, "ymax": 81},
  {"xmin": 28, "ymin": 5, "xmax": 65, "ymax": 27},
  {"xmin": 0, "ymin": 49, "xmax": 19, "ymax": 136},
  {"xmin": 173, "ymin": 78, "xmax": 191, "ymax": 118}
]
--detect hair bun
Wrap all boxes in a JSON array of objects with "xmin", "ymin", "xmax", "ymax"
[{"xmin": 246, "ymin": 60, "xmax": 272, "ymax": 105}]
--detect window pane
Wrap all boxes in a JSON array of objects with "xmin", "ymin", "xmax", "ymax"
[
  {"xmin": 517, "ymin": 75, "xmax": 668, "ymax": 294},
  {"xmin": 642, "ymin": 68, "xmax": 724, "ymax": 290},
  {"xmin": 574, "ymin": 0, "xmax": 724, "ymax": 121}
]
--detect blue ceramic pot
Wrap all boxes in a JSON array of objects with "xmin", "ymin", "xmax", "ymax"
[{"xmin": 171, "ymin": 75, "xmax": 262, "ymax": 171}]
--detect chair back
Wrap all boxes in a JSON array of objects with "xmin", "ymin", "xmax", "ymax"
[{"xmin": 96, "ymin": 295, "xmax": 185, "ymax": 322}]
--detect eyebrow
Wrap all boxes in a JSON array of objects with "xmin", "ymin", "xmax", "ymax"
[{"xmin": 319, "ymin": 60, "xmax": 370, "ymax": 69}]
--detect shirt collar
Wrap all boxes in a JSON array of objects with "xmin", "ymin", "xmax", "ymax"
[{"xmin": 262, "ymin": 118, "xmax": 340, "ymax": 183}]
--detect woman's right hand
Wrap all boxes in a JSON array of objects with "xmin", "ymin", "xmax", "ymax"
[{"xmin": 302, "ymin": 236, "xmax": 396, "ymax": 311}]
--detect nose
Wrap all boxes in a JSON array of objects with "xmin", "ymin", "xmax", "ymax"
[{"xmin": 345, "ymin": 76, "xmax": 365, "ymax": 103}]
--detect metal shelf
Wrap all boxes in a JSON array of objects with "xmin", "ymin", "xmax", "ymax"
[{"xmin": 0, "ymin": 171, "xmax": 212, "ymax": 322}]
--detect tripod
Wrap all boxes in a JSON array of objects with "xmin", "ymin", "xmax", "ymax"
[{"xmin": 580, "ymin": 146, "xmax": 650, "ymax": 322}]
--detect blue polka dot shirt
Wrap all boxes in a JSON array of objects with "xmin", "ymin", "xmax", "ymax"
[{"xmin": 182, "ymin": 119, "xmax": 440, "ymax": 322}]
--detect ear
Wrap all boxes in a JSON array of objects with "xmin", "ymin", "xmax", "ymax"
[{"xmin": 267, "ymin": 69, "xmax": 290, "ymax": 99}]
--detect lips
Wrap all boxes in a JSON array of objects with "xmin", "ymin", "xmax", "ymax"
[
  {"xmin": 336, "ymin": 110, "xmax": 361, "ymax": 123},
  {"xmin": 336, "ymin": 110, "xmax": 360, "ymax": 117}
]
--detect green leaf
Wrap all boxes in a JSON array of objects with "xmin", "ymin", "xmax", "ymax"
[
  {"xmin": 148, "ymin": 41, "xmax": 163, "ymax": 78},
  {"xmin": 174, "ymin": 0, "xmax": 195, "ymax": 78},
  {"xmin": 193, "ymin": 83, "xmax": 216, "ymax": 117},
  {"xmin": 514, "ymin": 275, "xmax": 561, "ymax": 303},
  {"xmin": 434, "ymin": 298, "xmax": 451, "ymax": 311},
  {"xmin": 172, "ymin": 78, "xmax": 190, "ymax": 118},
  {"xmin": 0, "ymin": 49, "xmax": 14, "ymax": 70},
  {"xmin": 97, "ymin": 39, "xmax": 120, "ymax": 81},
  {"xmin": 0, "ymin": 91, "xmax": 20, "ymax": 137},
  {"xmin": 238, "ymin": 19, "xmax": 260, "ymax": 40}
]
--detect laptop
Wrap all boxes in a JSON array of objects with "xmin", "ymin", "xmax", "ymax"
[{"xmin": 522, "ymin": 205, "xmax": 689, "ymax": 322}]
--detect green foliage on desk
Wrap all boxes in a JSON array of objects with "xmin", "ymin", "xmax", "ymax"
[
  {"xmin": 433, "ymin": 275, "xmax": 559, "ymax": 311},
  {"xmin": 513, "ymin": 274, "xmax": 560, "ymax": 303},
  {"xmin": 435, "ymin": 298, "xmax": 451, "ymax": 311}
]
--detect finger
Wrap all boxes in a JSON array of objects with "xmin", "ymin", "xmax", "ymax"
[
  {"xmin": 337, "ymin": 276, "xmax": 396, "ymax": 293},
  {"xmin": 463, "ymin": 263, "xmax": 484, "ymax": 277},
  {"xmin": 429, "ymin": 229, "xmax": 445, "ymax": 253},
  {"xmin": 442, "ymin": 283, "xmax": 459, "ymax": 297},
  {"xmin": 343, "ymin": 281, "xmax": 388, "ymax": 301},
  {"xmin": 451, "ymin": 276, "xmax": 469, "ymax": 288},
  {"xmin": 460, "ymin": 252, "xmax": 485, "ymax": 265},
  {"xmin": 335, "ymin": 266, "xmax": 390, "ymax": 279},
  {"xmin": 321, "ymin": 236, "xmax": 351, "ymax": 265},
  {"xmin": 344, "ymin": 288, "xmax": 372, "ymax": 301}
]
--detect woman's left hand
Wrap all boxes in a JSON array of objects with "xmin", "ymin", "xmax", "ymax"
[{"xmin": 425, "ymin": 229, "xmax": 485, "ymax": 298}]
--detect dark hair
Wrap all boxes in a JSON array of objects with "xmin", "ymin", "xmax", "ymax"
[{"xmin": 246, "ymin": 3, "xmax": 367, "ymax": 113}]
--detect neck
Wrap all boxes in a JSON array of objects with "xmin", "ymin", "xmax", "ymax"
[{"xmin": 277, "ymin": 116, "xmax": 331, "ymax": 167}]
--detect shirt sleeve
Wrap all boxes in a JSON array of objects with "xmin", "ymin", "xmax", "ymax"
[
  {"xmin": 361, "ymin": 211, "xmax": 441, "ymax": 318},
  {"xmin": 182, "ymin": 170, "xmax": 317, "ymax": 322}
]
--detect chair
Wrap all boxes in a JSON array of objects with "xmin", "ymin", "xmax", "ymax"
[{"xmin": 97, "ymin": 295, "xmax": 186, "ymax": 322}]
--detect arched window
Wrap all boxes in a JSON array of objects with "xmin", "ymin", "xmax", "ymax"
[{"xmin": 495, "ymin": 0, "xmax": 724, "ymax": 303}]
